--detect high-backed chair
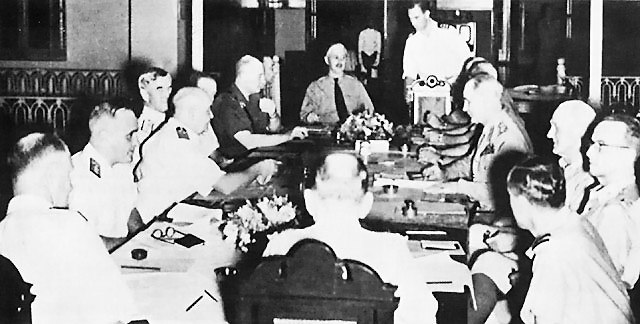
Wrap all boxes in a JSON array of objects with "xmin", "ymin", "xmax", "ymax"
[
  {"xmin": 0, "ymin": 254, "xmax": 34, "ymax": 324},
  {"xmin": 220, "ymin": 239, "xmax": 399, "ymax": 324}
]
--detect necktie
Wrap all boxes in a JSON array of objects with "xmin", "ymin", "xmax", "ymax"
[{"xmin": 334, "ymin": 78, "xmax": 349, "ymax": 123}]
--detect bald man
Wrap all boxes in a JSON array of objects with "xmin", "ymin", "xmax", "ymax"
[
  {"xmin": 69, "ymin": 102, "xmax": 143, "ymax": 250},
  {"xmin": 300, "ymin": 43, "xmax": 374, "ymax": 125},
  {"xmin": 212, "ymin": 55, "xmax": 307, "ymax": 158},
  {"xmin": 547, "ymin": 100, "xmax": 597, "ymax": 213},
  {"xmin": 264, "ymin": 153, "xmax": 438, "ymax": 324},
  {"xmin": 136, "ymin": 87, "xmax": 277, "ymax": 223}
]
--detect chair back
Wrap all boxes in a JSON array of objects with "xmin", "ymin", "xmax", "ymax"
[
  {"xmin": 224, "ymin": 239, "xmax": 399, "ymax": 324},
  {"xmin": 0, "ymin": 254, "xmax": 34, "ymax": 324}
]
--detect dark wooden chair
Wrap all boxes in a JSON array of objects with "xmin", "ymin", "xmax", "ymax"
[
  {"xmin": 218, "ymin": 239, "xmax": 399, "ymax": 324},
  {"xmin": 0, "ymin": 254, "xmax": 34, "ymax": 324}
]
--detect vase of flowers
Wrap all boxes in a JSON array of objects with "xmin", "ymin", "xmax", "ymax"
[
  {"xmin": 339, "ymin": 112, "xmax": 394, "ymax": 153},
  {"xmin": 219, "ymin": 195, "xmax": 298, "ymax": 254}
]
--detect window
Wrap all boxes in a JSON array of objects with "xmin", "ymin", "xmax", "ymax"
[{"xmin": 0, "ymin": 0, "xmax": 66, "ymax": 61}]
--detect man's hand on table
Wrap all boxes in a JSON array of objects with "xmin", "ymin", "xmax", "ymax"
[
  {"xmin": 421, "ymin": 163, "xmax": 444, "ymax": 181},
  {"xmin": 305, "ymin": 113, "xmax": 320, "ymax": 124},
  {"xmin": 253, "ymin": 159, "xmax": 279, "ymax": 185},
  {"xmin": 288, "ymin": 126, "xmax": 309, "ymax": 140}
]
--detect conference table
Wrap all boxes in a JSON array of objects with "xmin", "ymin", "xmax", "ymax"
[{"xmin": 111, "ymin": 137, "xmax": 478, "ymax": 323}]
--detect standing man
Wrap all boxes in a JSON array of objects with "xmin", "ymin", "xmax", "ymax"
[
  {"xmin": 546, "ymin": 100, "xmax": 597, "ymax": 213},
  {"xmin": 300, "ymin": 43, "xmax": 375, "ymax": 125},
  {"xmin": 584, "ymin": 114, "xmax": 640, "ymax": 289},
  {"xmin": 403, "ymin": 0, "xmax": 471, "ymax": 104},
  {"xmin": 69, "ymin": 102, "xmax": 144, "ymax": 251},
  {"xmin": 137, "ymin": 67, "xmax": 172, "ymax": 143},
  {"xmin": 0, "ymin": 133, "xmax": 138, "ymax": 323},
  {"xmin": 212, "ymin": 55, "xmax": 307, "ymax": 158},
  {"xmin": 137, "ymin": 87, "xmax": 277, "ymax": 223}
]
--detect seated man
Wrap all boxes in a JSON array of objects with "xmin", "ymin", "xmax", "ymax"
[
  {"xmin": 300, "ymin": 43, "xmax": 375, "ymax": 125},
  {"xmin": 263, "ymin": 153, "xmax": 438, "ymax": 324},
  {"xmin": 212, "ymin": 55, "xmax": 307, "ymax": 158},
  {"xmin": 136, "ymin": 87, "xmax": 277, "ymax": 223},
  {"xmin": 137, "ymin": 67, "xmax": 172, "ymax": 143},
  {"xmin": 507, "ymin": 156, "xmax": 633, "ymax": 324},
  {"xmin": 69, "ymin": 102, "xmax": 144, "ymax": 251},
  {"xmin": 422, "ymin": 74, "xmax": 533, "ymax": 208},
  {"xmin": 583, "ymin": 114, "xmax": 640, "ymax": 289},
  {"xmin": 0, "ymin": 133, "xmax": 139, "ymax": 323},
  {"xmin": 190, "ymin": 70, "xmax": 218, "ymax": 101},
  {"xmin": 546, "ymin": 100, "xmax": 597, "ymax": 213}
]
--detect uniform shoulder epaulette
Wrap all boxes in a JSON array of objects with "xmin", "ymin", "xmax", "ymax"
[
  {"xmin": 89, "ymin": 158, "xmax": 101, "ymax": 178},
  {"xmin": 497, "ymin": 121, "xmax": 509, "ymax": 136},
  {"xmin": 176, "ymin": 126, "xmax": 190, "ymax": 140}
]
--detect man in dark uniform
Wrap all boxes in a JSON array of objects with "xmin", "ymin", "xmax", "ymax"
[{"xmin": 211, "ymin": 55, "xmax": 307, "ymax": 159}]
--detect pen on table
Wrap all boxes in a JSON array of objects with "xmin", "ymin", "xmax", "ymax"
[
  {"xmin": 204, "ymin": 289, "xmax": 218, "ymax": 302},
  {"xmin": 121, "ymin": 265, "xmax": 161, "ymax": 271},
  {"xmin": 426, "ymin": 281, "xmax": 453, "ymax": 284},
  {"xmin": 186, "ymin": 295, "xmax": 203, "ymax": 312}
]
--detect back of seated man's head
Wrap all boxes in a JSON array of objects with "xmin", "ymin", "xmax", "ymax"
[
  {"xmin": 172, "ymin": 87, "xmax": 212, "ymax": 135},
  {"xmin": 507, "ymin": 156, "xmax": 566, "ymax": 232},
  {"xmin": 138, "ymin": 67, "xmax": 172, "ymax": 112},
  {"xmin": 8, "ymin": 133, "xmax": 72, "ymax": 207},
  {"xmin": 307, "ymin": 154, "xmax": 370, "ymax": 217},
  {"xmin": 88, "ymin": 102, "xmax": 138, "ymax": 165}
]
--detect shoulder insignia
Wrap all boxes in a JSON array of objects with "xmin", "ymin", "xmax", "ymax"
[
  {"xmin": 176, "ymin": 127, "xmax": 190, "ymax": 140},
  {"xmin": 480, "ymin": 143, "xmax": 495, "ymax": 156},
  {"xmin": 497, "ymin": 122, "xmax": 508, "ymax": 136},
  {"xmin": 89, "ymin": 158, "xmax": 101, "ymax": 178}
]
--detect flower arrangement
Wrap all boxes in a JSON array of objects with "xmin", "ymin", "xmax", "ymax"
[
  {"xmin": 219, "ymin": 195, "xmax": 297, "ymax": 252},
  {"xmin": 338, "ymin": 112, "xmax": 394, "ymax": 142}
]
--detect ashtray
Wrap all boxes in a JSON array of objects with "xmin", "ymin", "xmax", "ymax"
[
  {"xmin": 131, "ymin": 248, "xmax": 147, "ymax": 260},
  {"xmin": 382, "ymin": 184, "xmax": 399, "ymax": 195}
]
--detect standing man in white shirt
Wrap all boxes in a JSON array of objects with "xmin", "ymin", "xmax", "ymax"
[
  {"xmin": 403, "ymin": 0, "xmax": 471, "ymax": 105},
  {"xmin": 358, "ymin": 24, "xmax": 381, "ymax": 83},
  {"xmin": 0, "ymin": 133, "xmax": 139, "ymax": 323},
  {"xmin": 69, "ymin": 101, "xmax": 144, "ymax": 251},
  {"xmin": 137, "ymin": 67, "xmax": 172, "ymax": 143}
]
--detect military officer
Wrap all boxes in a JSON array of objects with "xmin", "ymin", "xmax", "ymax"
[
  {"xmin": 211, "ymin": 55, "xmax": 307, "ymax": 159},
  {"xmin": 0, "ymin": 133, "xmax": 139, "ymax": 323},
  {"xmin": 136, "ymin": 87, "xmax": 277, "ymax": 223},
  {"xmin": 422, "ymin": 73, "xmax": 533, "ymax": 207},
  {"xmin": 137, "ymin": 67, "xmax": 172, "ymax": 143},
  {"xmin": 300, "ymin": 43, "xmax": 375, "ymax": 125},
  {"xmin": 69, "ymin": 102, "xmax": 144, "ymax": 250}
]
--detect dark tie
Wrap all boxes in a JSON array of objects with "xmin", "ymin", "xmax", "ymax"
[{"xmin": 334, "ymin": 78, "xmax": 349, "ymax": 123}]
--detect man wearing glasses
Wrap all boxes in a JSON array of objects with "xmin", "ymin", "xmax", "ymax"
[{"xmin": 584, "ymin": 114, "xmax": 640, "ymax": 290}]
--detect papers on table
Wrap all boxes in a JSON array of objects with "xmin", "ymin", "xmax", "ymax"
[
  {"xmin": 373, "ymin": 178, "xmax": 438, "ymax": 189},
  {"xmin": 167, "ymin": 203, "xmax": 223, "ymax": 224},
  {"xmin": 415, "ymin": 251, "xmax": 474, "ymax": 299},
  {"xmin": 420, "ymin": 240, "xmax": 463, "ymax": 252}
]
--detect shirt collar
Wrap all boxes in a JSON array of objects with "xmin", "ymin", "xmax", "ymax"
[
  {"xmin": 591, "ymin": 180, "xmax": 637, "ymax": 205},
  {"xmin": 141, "ymin": 105, "xmax": 166, "ymax": 122},
  {"xmin": 7, "ymin": 194, "xmax": 53, "ymax": 214}
]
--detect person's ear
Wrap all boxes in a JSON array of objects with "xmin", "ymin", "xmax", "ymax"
[
  {"xmin": 324, "ymin": 56, "xmax": 330, "ymax": 66},
  {"xmin": 357, "ymin": 192, "xmax": 374, "ymax": 219},
  {"xmin": 303, "ymin": 189, "xmax": 319, "ymax": 215},
  {"xmin": 139, "ymin": 88, "xmax": 149, "ymax": 102}
]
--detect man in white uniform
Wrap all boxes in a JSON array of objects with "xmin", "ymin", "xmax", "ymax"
[
  {"xmin": 0, "ymin": 133, "xmax": 139, "ymax": 323},
  {"xmin": 137, "ymin": 67, "xmax": 172, "ymax": 143},
  {"xmin": 136, "ymin": 87, "xmax": 277, "ymax": 223},
  {"xmin": 403, "ymin": 0, "xmax": 471, "ymax": 104},
  {"xmin": 69, "ymin": 102, "xmax": 144, "ymax": 250}
]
